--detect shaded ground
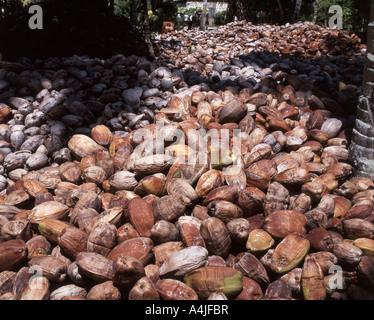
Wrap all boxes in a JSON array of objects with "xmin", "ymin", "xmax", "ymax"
[{"xmin": 152, "ymin": 23, "xmax": 366, "ymax": 118}]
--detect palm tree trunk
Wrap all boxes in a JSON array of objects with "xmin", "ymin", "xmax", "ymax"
[
  {"xmin": 200, "ymin": 0, "xmax": 208, "ymax": 31},
  {"xmin": 293, "ymin": 0, "xmax": 303, "ymax": 22},
  {"xmin": 140, "ymin": 0, "xmax": 155, "ymax": 59},
  {"xmin": 324, "ymin": 6, "xmax": 328, "ymax": 26},
  {"xmin": 130, "ymin": 0, "xmax": 138, "ymax": 25},
  {"xmin": 277, "ymin": 0, "xmax": 285, "ymax": 24},
  {"xmin": 349, "ymin": 0, "xmax": 374, "ymax": 179},
  {"xmin": 237, "ymin": 0, "xmax": 246, "ymax": 20},
  {"xmin": 0, "ymin": 0, "xmax": 4, "ymax": 19},
  {"xmin": 150, "ymin": 0, "xmax": 160, "ymax": 13},
  {"xmin": 312, "ymin": 0, "xmax": 319, "ymax": 24},
  {"xmin": 227, "ymin": 0, "xmax": 236, "ymax": 21}
]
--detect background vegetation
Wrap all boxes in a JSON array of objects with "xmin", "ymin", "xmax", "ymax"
[{"xmin": 0, "ymin": 0, "xmax": 370, "ymax": 39}]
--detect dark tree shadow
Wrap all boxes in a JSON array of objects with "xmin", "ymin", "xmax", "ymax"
[{"xmin": 0, "ymin": 0, "xmax": 148, "ymax": 61}]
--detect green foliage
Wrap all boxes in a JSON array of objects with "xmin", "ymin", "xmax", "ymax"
[
  {"xmin": 179, "ymin": 7, "xmax": 202, "ymax": 19},
  {"xmin": 112, "ymin": 0, "xmax": 132, "ymax": 17},
  {"xmin": 225, "ymin": 0, "xmax": 369, "ymax": 33},
  {"xmin": 148, "ymin": 1, "xmax": 178, "ymax": 31},
  {"xmin": 317, "ymin": 0, "xmax": 351, "ymax": 27},
  {"xmin": 10, "ymin": 0, "xmax": 370, "ymax": 36},
  {"xmin": 314, "ymin": 0, "xmax": 370, "ymax": 32},
  {"xmin": 112, "ymin": 0, "xmax": 180, "ymax": 31},
  {"xmin": 214, "ymin": 10, "xmax": 228, "ymax": 26}
]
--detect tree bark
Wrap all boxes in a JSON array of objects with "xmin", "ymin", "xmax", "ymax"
[
  {"xmin": 312, "ymin": 0, "xmax": 319, "ymax": 24},
  {"xmin": 293, "ymin": 0, "xmax": 303, "ymax": 22},
  {"xmin": 227, "ymin": 0, "xmax": 236, "ymax": 22},
  {"xmin": 236, "ymin": 0, "xmax": 246, "ymax": 21},
  {"xmin": 200, "ymin": 0, "xmax": 208, "ymax": 31},
  {"xmin": 227, "ymin": 0, "xmax": 247, "ymax": 21},
  {"xmin": 324, "ymin": 6, "xmax": 328, "ymax": 26},
  {"xmin": 277, "ymin": 0, "xmax": 285, "ymax": 24},
  {"xmin": 130, "ymin": 0, "xmax": 138, "ymax": 25},
  {"xmin": 349, "ymin": 0, "xmax": 374, "ymax": 179},
  {"xmin": 0, "ymin": 0, "xmax": 3, "ymax": 19},
  {"xmin": 140, "ymin": 0, "xmax": 155, "ymax": 59},
  {"xmin": 150, "ymin": 0, "xmax": 160, "ymax": 13}
]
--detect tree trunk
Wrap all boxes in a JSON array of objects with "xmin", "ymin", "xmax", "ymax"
[
  {"xmin": 227, "ymin": 0, "xmax": 236, "ymax": 22},
  {"xmin": 312, "ymin": 0, "xmax": 319, "ymax": 24},
  {"xmin": 130, "ymin": 0, "xmax": 138, "ymax": 25},
  {"xmin": 276, "ymin": 0, "xmax": 285, "ymax": 24},
  {"xmin": 200, "ymin": 0, "xmax": 208, "ymax": 31},
  {"xmin": 150, "ymin": 0, "xmax": 160, "ymax": 13},
  {"xmin": 236, "ymin": 0, "xmax": 246, "ymax": 21},
  {"xmin": 0, "ymin": 0, "xmax": 4, "ymax": 19},
  {"xmin": 3, "ymin": 0, "xmax": 7, "ymax": 18},
  {"xmin": 324, "ymin": 6, "xmax": 328, "ymax": 26},
  {"xmin": 227, "ymin": 0, "xmax": 247, "ymax": 21},
  {"xmin": 109, "ymin": 0, "xmax": 114, "ymax": 13},
  {"xmin": 140, "ymin": 0, "xmax": 155, "ymax": 59},
  {"xmin": 349, "ymin": 0, "xmax": 374, "ymax": 179},
  {"xmin": 293, "ymin": 0, "xmax": 303, "ymax": 22}
]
